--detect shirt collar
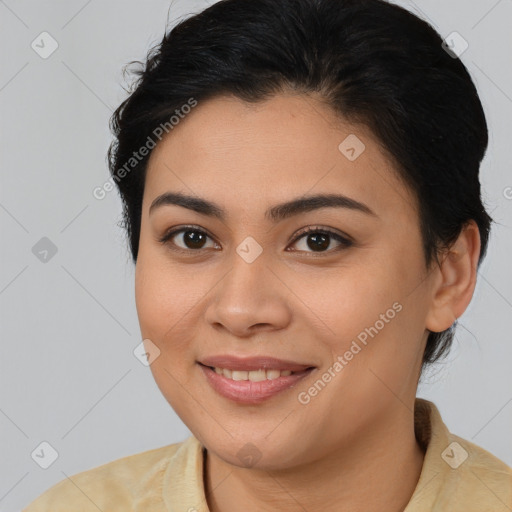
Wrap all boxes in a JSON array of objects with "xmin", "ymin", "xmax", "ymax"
[{"xmin": 404, "ymin": 398, "xmax": 452, "ymax": 510}]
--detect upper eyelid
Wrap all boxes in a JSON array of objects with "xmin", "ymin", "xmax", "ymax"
[{"xmin": 294, "ymin": 226, "xmax": 353, "ymax": 242}]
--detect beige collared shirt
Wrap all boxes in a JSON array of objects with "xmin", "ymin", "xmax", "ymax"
[{"xmin": 23, "ymin": 398, "xmax": 512, "ymax": 511}]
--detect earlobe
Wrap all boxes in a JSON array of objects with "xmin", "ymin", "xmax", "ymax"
[{"xmin": 425, "ymin": 220, "xmax": 481, "ymax": 333}]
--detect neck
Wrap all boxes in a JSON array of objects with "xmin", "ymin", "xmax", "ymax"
[{"xmin": 203, "ymin": 404, "xmax": 425, "ymax": 512}]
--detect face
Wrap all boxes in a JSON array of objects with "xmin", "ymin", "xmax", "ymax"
[{"xmin": 135, "ymin": 93, "xmax": 435, "ymax": 470}]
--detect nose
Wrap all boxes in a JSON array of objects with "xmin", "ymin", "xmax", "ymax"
[{"xmin": 204, "ymin": 251, "xmax": 292, "ymax": 337}]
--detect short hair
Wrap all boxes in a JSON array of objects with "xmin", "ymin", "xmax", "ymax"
[{"xmin": 107, "ymin": 0, "xmax": 493, "ymax": 371}]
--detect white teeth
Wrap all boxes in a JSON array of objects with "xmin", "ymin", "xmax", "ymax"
[
  {"xmin": 266, "ymin": 369, "xmax": 282, "ymax": 380},
  {"xmin": 213, "ymin": 367, "xmax": 293, "ymax": 381},
  {"xmin": 248, "ymin": 369, "xmax": 267, "ymax": 382}
]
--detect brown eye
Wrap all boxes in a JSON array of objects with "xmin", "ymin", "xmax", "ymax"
[
  {"xmin": 181, "ymin": 230, "xmax": 208, "ymax": 249},
  {"xmin": 289, "ymin": 227, "xmax": 353, "ymax": 254},
  {"xmin": 159, "ymin": 226, "xmax": 219, "ymax": 252}
]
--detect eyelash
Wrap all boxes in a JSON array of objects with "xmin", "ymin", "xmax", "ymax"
[{"xmin": 158, "ymin": 224, "xmax": 354, "ymax": 256}]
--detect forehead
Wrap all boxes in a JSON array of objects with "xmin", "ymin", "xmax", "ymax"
[{"xmin": 143, "ymin": 94, "xmax": 418, "ymax": 223}]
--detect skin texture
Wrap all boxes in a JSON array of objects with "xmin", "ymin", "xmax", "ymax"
[{"xmin": 135, "ymin": 93, "xmax": 481, "ymax": 512}]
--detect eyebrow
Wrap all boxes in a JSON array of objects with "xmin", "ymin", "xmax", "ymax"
[{"xmin": 149, "ymin": 191, "xmax": 378, "ymax": 221}]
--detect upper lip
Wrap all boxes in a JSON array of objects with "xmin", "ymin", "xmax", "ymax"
[{"xmin": 198, "ymin": 355, "xmax": 315, "ymax": 372}]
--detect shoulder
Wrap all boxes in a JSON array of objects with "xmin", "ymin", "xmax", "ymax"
[
  {"xmin": 447, "ymin": 433, "xmax": 512, "ymax": 503},
  {"xmin": 410, "ymin": 399, "xmax": 512, "ymax": 511},
  {"xmin": 22, "ymin": 440, "xmax": 186, "ymax": 512}
]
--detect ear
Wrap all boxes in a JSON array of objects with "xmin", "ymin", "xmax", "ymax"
[{"xmin": 425, "ymin": 220, "xmax": 481, "ymax": 333}]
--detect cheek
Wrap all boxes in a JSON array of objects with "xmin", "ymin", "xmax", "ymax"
[
  {"xmin": 135, "ymin": 253, "xmax": 182, "ymax": 341},
  {"xmin": 135, "ymin": 259, "xmax": 196, "ymax": 404},
  {"xmin": 134, "ymin": 253, "xmax": 209, "ymax": 367},
  {"xmin": 314, "ymin": 265, "xmax": 396, "ymax": 337},
  {"xmin": 135, "ymin": 260, "xmax": 161, "ymax": 338},
  {"xmin": 317, "ymin": 254, "xmax": 423, "ymax": 365}
]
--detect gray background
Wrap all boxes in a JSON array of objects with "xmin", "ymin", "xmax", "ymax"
[{"xmin": 1, "ymin": 0, "xmax": 511, "ymax": 510}]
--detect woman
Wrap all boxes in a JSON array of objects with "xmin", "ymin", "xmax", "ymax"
[{"xmin": 24, "ymin": 0, "xmax": 512, "ymax": 510}]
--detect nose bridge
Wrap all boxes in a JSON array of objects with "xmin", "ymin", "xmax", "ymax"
[
  {"xmin": 205, "ymin": 241, "xmax": 291, "ymax": 333},
  {"xmin": 221, "ymin": 241, "xmax": 272, "ymax": 304}
]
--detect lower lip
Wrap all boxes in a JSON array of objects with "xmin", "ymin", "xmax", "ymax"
[{"xmin": 198, "ymin": 363, "xmax": 315, "ymax": 404}]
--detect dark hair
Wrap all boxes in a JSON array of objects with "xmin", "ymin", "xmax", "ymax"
[{"xmin": 107, "ymin": 0, "xmax": 493, "ymax": 370}]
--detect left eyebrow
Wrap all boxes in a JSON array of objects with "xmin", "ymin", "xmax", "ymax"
[{"xmin": 148, "ymin": 191, "xmax": 378, "ymax": 221}]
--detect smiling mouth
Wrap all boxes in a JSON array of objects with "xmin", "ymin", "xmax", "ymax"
[
  {"xmin": 197, "ymin": 362, "xmax": 316, "ymax": 404},
  {"xmin": 201, "ymin": 363, "xmax": 314, "ymax": 382}
]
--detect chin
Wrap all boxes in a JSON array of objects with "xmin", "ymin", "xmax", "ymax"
[{"xmin": 200, "ymin": 432, "xmax": 308, "ymax": 471}]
